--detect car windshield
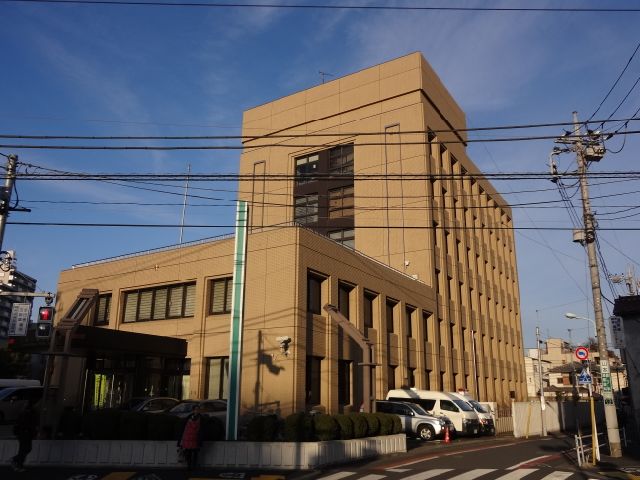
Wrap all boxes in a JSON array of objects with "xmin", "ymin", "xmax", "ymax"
[
  {"xmin": 469, "ymin": 400, "xmax": 487, "ymax": 413},
  {"xmin": 170, "ymin": 402, "xmax": 196, "ymax": 414},
  {"xmin": 409, "ymin": 403, "xmax": 429, "ymax": 416},
  {"xmin": 453, "ymin": 400, "xmax": 474, "ymax": 411},
  {"xmin": 121, "ymin": 398, "xmax": 146, "ymax": 410}
]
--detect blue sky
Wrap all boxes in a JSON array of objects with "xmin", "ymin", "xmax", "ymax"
[{"xmin": 1, "ymin": 1, "xmax": 639, "ymax": 348}]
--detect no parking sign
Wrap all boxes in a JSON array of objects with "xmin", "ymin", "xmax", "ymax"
[{"xmin": 575, "ymin": 346, "xmax": 589, "ymax": 361}]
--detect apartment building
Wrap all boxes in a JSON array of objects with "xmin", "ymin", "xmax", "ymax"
[{"xmin": 54, "ymin": 52, "xmax": 526, "ymax": 416}]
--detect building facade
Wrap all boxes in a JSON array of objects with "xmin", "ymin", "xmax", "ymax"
[{"xmin": 54, "ymin": 53, "xmax": 526, "ymax": 416}]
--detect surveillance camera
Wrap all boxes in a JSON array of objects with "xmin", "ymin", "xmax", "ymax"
[{"xmin": 276, "ymin": 336, "xmax": 291, "ymax": 345}]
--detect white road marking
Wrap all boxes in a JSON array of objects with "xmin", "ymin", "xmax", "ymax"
[
  {"xmin": 447, "ymin": 469, "xmax": 497, "ymax": 480},
  {"xmin": 316, "ymin": 473, "xmax": 356, "ymax": 480},
  {"xmin": 357, "ymin": 475, "xmax": 386, "ymax": 480},
  {"xmin": 538, "ymin": 472, "xmax": 574, "ymax": 480},
  {"xmin": 385, "ymin": 468, "xmax": 411, "ymax": 473},
  {"xmin": 495, "ymin": 469, "xmax": 538, "ymax": 479},
  {"xmin": 507, "ymin": 455, "xmax": 557, "ymax": 470},
  {"xmin": 398, "ymin": 469, "xmax": 454, "ymax": 480}
]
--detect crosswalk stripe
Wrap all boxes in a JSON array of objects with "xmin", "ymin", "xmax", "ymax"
[
  {"xmin": 316, "ymin": 473, "xmax": 356, "ymax": 480},
  {"xmin": 539, "ymin": 473, "xmax": 573, "ymax": 480},
  {"xmin": 385, "ymin": 468, "xmax": 411, "ymax": 473},
  {"xmin": 357, "ymin": 475, "xmax": 385, "ymax": 480},
  {"xmin": 495, "ymin": 469, "xmax": 538, "ymax": 480},
  {"xmin": 447, "ymin": 469, "xmax": 497, "ymax": 480},
  {"xmin": 399, "ymin": 469, "xmax": 454, "ymax": 480}
]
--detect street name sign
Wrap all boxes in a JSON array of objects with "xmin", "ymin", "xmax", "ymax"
[{"xmin": 8, "ymin": 302, "xmax": 31, "ymax": 336}]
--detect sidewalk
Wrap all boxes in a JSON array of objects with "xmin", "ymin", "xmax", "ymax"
[{"xmin": 583, "ymin": 445, "xmax": 640, "ymax": 479}]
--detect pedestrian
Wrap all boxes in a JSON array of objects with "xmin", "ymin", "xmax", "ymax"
[
  {"xmin": 178, "ymin": 405, "xmax": 204, "ymax": 470},
  {"xmin": 11, "ymin": 400, "xmax": 38, "ymax": 472}
]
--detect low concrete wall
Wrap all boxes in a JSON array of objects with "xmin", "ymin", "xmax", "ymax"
[
  {"xmin": 0, "ymin": 434, "xmax": 406, "ymax": 470},
  {"xmin": 512, "ymin": 400, "xmax": 605, "ymax": 438}
]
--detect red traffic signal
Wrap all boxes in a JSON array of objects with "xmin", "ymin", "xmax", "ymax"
[{"xmin": 38, "ymin": 306, "xmax": 54, "ymax": 322}]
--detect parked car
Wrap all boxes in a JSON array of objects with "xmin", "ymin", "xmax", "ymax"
[
  {"xmin": 0, "ymin": 386, "xmax": 43, "ymax": 424},
  {"xmin": 449, "ymin": 391, "xmax": 495, "ymax": 435},
  {"xmin": 386, "ymin": 388, "xmax": 480, "ymax": 436},
  {"xmin": 167, "ymin": 399, "xmax": 227, "ymax": 420},
  {"xmin": 121, "ymin": 397, "xmax": 180, "ymax": 413},
  {"xmin": 375, "ymin": 399, "xmax": 454, "ymax": 441}
]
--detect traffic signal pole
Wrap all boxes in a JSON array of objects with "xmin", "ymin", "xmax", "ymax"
[
  {"xmin": 0, "ymin": 154, "xmax": 17, "ymax": 252},
  {"xmin": 572, "ymin": 112, "xmax": 622, "ymax": 457}
]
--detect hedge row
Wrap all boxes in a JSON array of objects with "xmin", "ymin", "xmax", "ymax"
[
  {"xmin": 246, "ymin": 412, "xmax": 402, "ymax": 442},
  {"xmin": 57, "ymin": 409, "xmax": 225, "ymax": 441}
]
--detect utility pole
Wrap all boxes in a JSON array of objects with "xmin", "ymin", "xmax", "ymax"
[
  {"xmin": 536, "ymin": 327, "xmax": 547, "ymax": 436},
  {"xmin": 0, "ymin": 154, "xmax": 17, "ymax": 252},
  {"xmin": 554, "ymin": 112, "xmax": 621, "ymax": 457}
]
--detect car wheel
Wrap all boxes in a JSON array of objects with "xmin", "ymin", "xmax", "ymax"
[{"xmin": 417, "ymin": 424, "xmax": 435, "ymax": 441}]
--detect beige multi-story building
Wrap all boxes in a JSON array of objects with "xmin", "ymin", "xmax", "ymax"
[{"xmin": 54, "ymin": 52, "xmax": 526, "ymax": 417}]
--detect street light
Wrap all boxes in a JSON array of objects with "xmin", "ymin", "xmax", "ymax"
[{"xmin": 565, "ymin": 312, "xmax": 596, "ymax": 340}]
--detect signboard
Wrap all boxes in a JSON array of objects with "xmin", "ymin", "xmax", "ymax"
[
  {"xmin": 577, "ymin": 368, "xmax": 592, "ymax": 385},
  {"xmin": 8, "ymin": 303, "xmax": 31, "ymax": 336},
  {"xmin": 609, "ymin": 315, "xmax": 625, "ymax": 349},
  {"xmin": 600, "ymin": 360, "xmax": 615, "ymax": 405},
  {"xmin": 575, "ymin": 346, "xmax": 589, "ymax": 361}
]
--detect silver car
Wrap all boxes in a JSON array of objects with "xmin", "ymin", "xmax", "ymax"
[
  {"xmin": 376, "ymin": 400, "xmax": 453, "ymax": 441},
  {"xmin": 167, "ymin": 399, "xmax": 227, "ymax": 421}
]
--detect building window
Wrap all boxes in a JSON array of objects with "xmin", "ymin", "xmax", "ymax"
[
  {"xmin": 338, "ymin": 282, "xmax": 353, "ymax": 321},
  {"xmin": 308, "ymin": 272, "xmax": 325, "ymax": 315},
  {"xmin": 329, "ymin": 144, "xmax": 354, "ymax": 174},
  {"xmin": 338, "ymin": 360, "xmax": 351, "ymax": 405},
  {"xmin": 406, "ymin": 306, "xmax": 415, "ymax": 338},
  {"xmin": 295, "ymin": 153, "xmax": 319, "ymax": 184},
  {"xmin": 329, "ymin": 186, "xmax": 354, "ymax": 219},
  {"xmin": 423, "ymin": 310, "xmax": 432, "ymax": 342},
  {"xmin": 388, "ymin": 365, "xmax": 396, "ymax": 391},
  {"xmin": 93, "ymin": 294, "xmax": 111, "ymax": 326},
  {"xmin": 408, "ymin": 368, "xmax": 416, "ymax": 388},
  {"xmin": 206, "ymin": 357, "xmax": 229, "ymax": 399},
  {"xmin": 123, "ymin": 282, "xmax": 195, "ymax": 323},
  {"xmin": 294, "ymin": 194, "xmax": 319, "ymax": 225},
  {"xmin": 386, "ymin": 299, "xmax": 397, "ymax": 333},
  {"xmin": 210, "ymin": 277, "xmax": 233, "ymax": 314},
  {"xmin": 329, "ymin": 229, "xmax": 355, "ymax": 248},
  {"xmin": 363, "ymin": 290, "xmax": 377, "ymax": 328},
  {"xmin": 306, "ymin": 356, "xmax": 322, "ymax": 405}
]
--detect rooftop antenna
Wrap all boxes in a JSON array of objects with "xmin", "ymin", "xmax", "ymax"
[{"xmin": 319, "ymin": 71, "xmax": 334, "ymax": 84}]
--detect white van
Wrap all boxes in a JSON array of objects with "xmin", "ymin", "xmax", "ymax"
[
  {"xmin": 386, "ymin": 388, "xmax": 480, "ymax": 436},
  {"xmin": 0, "ymin": 379, "xmax": 40, "ymax": 391},
  {"xmin": 449, "ymin": 391, "xmax": 495, "ymax": 435}
]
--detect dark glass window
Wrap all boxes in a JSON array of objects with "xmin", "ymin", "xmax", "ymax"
[
  {"xmin": 308, "ymin": 272, "xmax": 325, "ymax": 314},
  {"xmin": 406, "ymin": 306, "xmax": 415, "ymax": 338},
  {"xmin": 295, "ymin": 153, "xmax": 319, "ymax": 184},
  {"xmin": 329, "ymin": 144, "xmax": 354, "ymax": 174},
  {"xmin": 388, "ymin": 365, "xmax": 396, "ymax": 391},
  {"xmin": 210, "ymin": 277, "xmax": 233, "ymax": 314},
  {"xmin": 423, "ymin": 310, "xmax": 432, "ymax": 342},
  {"xmin": 306, "ymin": 356, "xmax": 322, "ymax": 405},
  {"xmin": 386, "ymin": 299, "xmax": 397, "ymax": 333},
  {"xmin": 328, "ymin": 186, "xmax": 354, "ymax": 219},
  {"xmin": 328, "ymin": 229, "xmax": 355, "ymax": 248},
  {"xmin": 94, "ymin": 294, "xmax": 111, "ymax": 326},
  {"xmin": 408, "ymin": 368, "xmax": 416, "ymax": 388},
  {"xmin": 363, "ymin": 290, "xmax": 377, "ymax": 328},
  {"xmin": 294, "ymin": 194, "xmax": 319, "ymax": 225},
  {"xmin": 338, "ymin": 360, "xmax": 351, "ymax": 405},
  {"xmin": 123, "ymin": 282, "xmax": 195, "ymax": 322},
  {"xmin": 338, "ymin": 282, "xmax": 353, "ymax": 320}
]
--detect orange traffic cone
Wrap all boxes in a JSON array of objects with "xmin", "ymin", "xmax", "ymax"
[{"xmin": 444, "ymin": 425, "xmax": 450, "ymax": 444}]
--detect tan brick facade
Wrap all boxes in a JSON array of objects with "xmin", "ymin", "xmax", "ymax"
[{"xmin": 56, "ymin": 53, "xmax": 526, "ymax": 415}]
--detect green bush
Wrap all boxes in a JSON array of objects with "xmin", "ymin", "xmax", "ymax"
[
  {"xmin": 362, "ymin": 413, "xmax": 380, "ymax": 437},
  {"xmin": 333, "ymin": 414, "xmax": 354, "ymax": 440},
  {"xmin": 146, "ymin": 414, "xmax": 180, "ymax": 440},
  {"xmin": 376, "ymin": 412, "xmax": 394, "ymax": 436},
  {"xmin": 348, "ymin": 413, "xmax": 368, "ymax": 438},
  {"xmin": 284, "ymin": 412, "xmax": 313, "ymax": 442},
  {"xmin": 246, "ymin": 414, "xmax": 279, "ymax": 441},
  {"xmin": 119, "ymin": 411, "xmax": 148, "ymax": 440},
  {"xmin": 82, "ymin": 409, "xmax": 122, "ymax": 440},
  {"xmin": 390, "ymin": 414, "xmax": 402, "ymax": 434},
  {"xmin": 313, "ymin": 414, "xmax": 339, "ymax": 441}
]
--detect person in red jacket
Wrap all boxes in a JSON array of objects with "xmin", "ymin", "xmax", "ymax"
[{"xmin": 178, "ymin": 405, "xmax": 204, "ymax": 470}]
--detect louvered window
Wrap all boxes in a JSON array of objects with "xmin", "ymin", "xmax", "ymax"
[
  {"xmin": 210, "ymin": 277, "xmax": 232, "ymax": 314},
  {"xmin": 122, "ymin": 282, "xmax": 196, "ymax": 322},
  {"xmin": 94, "ymin": 294, "xmax": 111, "ymax": 326}
]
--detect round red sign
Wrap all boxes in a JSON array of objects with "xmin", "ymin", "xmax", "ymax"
[{"xmin": 575, "ymin": 346, "xmax": 589, "ymax": 361}]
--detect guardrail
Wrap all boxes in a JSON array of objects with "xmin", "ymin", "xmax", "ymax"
[{"xmin": 575, "ymin": 431, "xmax": 604, "ymax": 466}]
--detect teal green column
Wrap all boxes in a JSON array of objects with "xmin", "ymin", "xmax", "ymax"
[{"xmin": 226, "ymin": 200, "xmax": 248, "ymax": 441}]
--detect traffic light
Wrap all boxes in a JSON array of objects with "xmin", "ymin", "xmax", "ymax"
[
  {"xmin": 38, "ymin": 306, "xmax": 54, "ymax": 322},
  {"xmin": 36, "ymin": 322, "xmax": 52, "ymax": 338}
]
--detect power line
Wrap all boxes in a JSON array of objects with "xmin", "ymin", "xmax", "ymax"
[{"xmin": 3, "ymin": 0, "xmax": 640, "ymax": 13}]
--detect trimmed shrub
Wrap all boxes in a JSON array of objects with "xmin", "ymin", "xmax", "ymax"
[
  {"xmin": 284, "ymin": 412, "xmax": 313, "ymax": 442},
  {"xmin": 348, "ymin": 413, "xmax": 368, "ymax": 438},
  {"xmin": 146, "ymin": 413, "xmax": 180, "ymax": 440},
  {"xmin": 201, "ymin": 415, "xmax": 225, "ymax": 441},
  {"xmin": 119, "ymin": 411, "xmax": 148, "ymax": 440},
  {"xmin": 376, "ymin": 412, "xmax": 394, "ymax": 436},
  {"xmin": 313, "ymin": 414, "xmax": 339, "ymax": 441},
  {"xmin": 390, "ymin": 414, "xmax": 402, "ymax": 434},
  {"xmin": 333, "ymin": 414, "xmax": 354, "ymax": 440},
  {"xmin": 246, "ymin": 414, "xmax": 279, "ymax": 442},
  {"xmin": 362, "ymin": 413, "xmax": 380, "ymax": 437},
  {"xmin": 82, "ymin": 409, "xmax": 122, "ymax": 440}
]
